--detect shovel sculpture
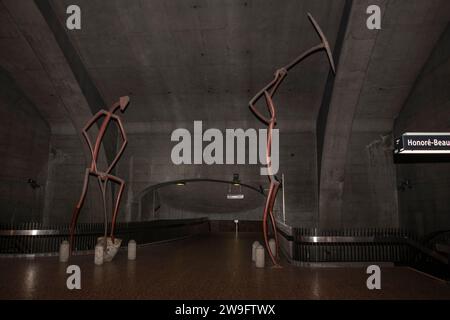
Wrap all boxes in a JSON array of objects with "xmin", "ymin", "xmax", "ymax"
[{"xmin": 249, "ymin": 13, "xmax": 336, "ymax": 267}]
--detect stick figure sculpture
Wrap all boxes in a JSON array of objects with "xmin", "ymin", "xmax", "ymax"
[
  {"xmin": 69, "ymin": 96, "xmax": 130, "ymax": 260},
  {"xmin": 249, "ymin": 13, "xmax": 336, "ymax": 267}
]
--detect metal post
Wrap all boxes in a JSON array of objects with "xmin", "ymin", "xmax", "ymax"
[
  {"xmin": 152, "ymin": 189, "xmax": 155, "ymax": 220},
  {"xmin": 282, "ymin": 173, "xmax": 286, "ymax": 224}
]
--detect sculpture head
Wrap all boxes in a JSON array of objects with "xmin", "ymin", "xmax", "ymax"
[{"xmin": 119, "ymin": 96, "xmax": 130, "ymax": 112}]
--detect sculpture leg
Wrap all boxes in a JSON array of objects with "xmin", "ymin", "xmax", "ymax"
[
  {"xmin": 107, "ymin": 175, "xmax": 125, "ymax": 241},
  {"xmin": 263, "ymin": 184, "xmax": 279, "ymax": 266},
  {"xmin": 69, "ymin": 168, "xmax": 91, "ymax": 254},
  {"xmin": 268, "ymin": 183, "xmax": 280, "ymax": 260},
  {"xmin": 269, "ymin": 191, "xmax": 280, "ymax": 267},
  {"xmin": 97, "ymin": 176, "xmax": 108, "ymax": 241}
]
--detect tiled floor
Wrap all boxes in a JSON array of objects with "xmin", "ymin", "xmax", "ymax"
[{"xmin": 1, "ymin": 233, "xmax": 450, "ymax": 299}]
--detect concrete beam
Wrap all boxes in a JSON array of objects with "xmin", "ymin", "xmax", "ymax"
[
  {"xmin": 1, "ymin": 0, "xmax": 110, "ymax": 222},
  {"xmin": 318, "ymin": 0, "xmax": 387, "ymax": 228},
  {"xmin": 318, "ymin": 0, "xmax": 449, "ymax": 228},
  {"xmin": 1, "ymin": 0, "xmax": 96, "ymax": 153},
  {"xmin": 34, "ymin": 0, "xmax": 117, "ymax": 165}
]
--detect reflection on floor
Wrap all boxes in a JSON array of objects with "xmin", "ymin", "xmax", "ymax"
[{"xmin": 1, "ymin": 233, "xmax": 450, "ymax": 299}]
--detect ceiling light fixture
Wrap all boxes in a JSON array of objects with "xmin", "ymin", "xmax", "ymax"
[
  {"xmin": 228, "ymin": 174, "xmax": 244, "ymax": 200},
  {"xmin": 232, "ymin": 173, "xmax": 240, "ymax": 186}
]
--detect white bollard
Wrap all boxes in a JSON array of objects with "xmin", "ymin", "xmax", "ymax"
[
  {"xmin": 59, "ymin": 240, "xmax": 70, "ymax": 262},
  {"xmin": 94, "ymin": 244, "xmax": 104, "ymax": 265},
  {"xmin": 255, "ymin": 245, "xmax": 265, "ymax": 268},
  {"xmin": 128, "ymin": 240, "xmax": 136, "ymax": 260},
  {"xmin": 252, "ymin": 241, "xmax": 260, "ymax": 262},
  {"xmin": 269, "ymin": 238, "xmax": 276, "ymax": 257}
]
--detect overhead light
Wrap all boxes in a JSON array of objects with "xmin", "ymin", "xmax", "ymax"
[
  {"xmin": 227, "ymin": 175, "xmax": 244, "ymax": 199},
  {"xmin": 232, "ymin": 173, "xmax": 240, "ymax": 186},
  {"xmin": 227, "ymin": 194, "xmax": 244, "ymax": 200},
  {"xmin": 176, "ymin": 181, "xmax": 185, "ymax": 186}
]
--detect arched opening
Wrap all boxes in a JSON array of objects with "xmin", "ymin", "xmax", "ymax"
[
  {"xmin": 135, "ymin": 178, "xmax": 264, "ymax": 221},
  {"xmin": 135, "ymin": 179, "xmax": 266, "ymax": 221}
]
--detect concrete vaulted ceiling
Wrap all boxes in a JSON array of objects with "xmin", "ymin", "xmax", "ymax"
[
  {"xmin": 48, "ymin": 0, "xmax": 346, "ymax": 133},
  {"xmin": 318, "ymin": 0, "xmax": 450, "ymax": 227},
  {"xmin": 352, "ymin": 0, "xmax": 450, "ymax": 131},
  {"xmin": 43, "ymin": 0, "xmax": 346, "ymax": 217},
  {"xmin": 0, "ymin": 0, "xmax": 449, "ymax": 221},
  {"xmin": 0, "ymin": 0, "xmax": 93, "ymax": 133},
  {"xmin": 0, "ymin": 0, "xmax": 113, "ymax": 168}
]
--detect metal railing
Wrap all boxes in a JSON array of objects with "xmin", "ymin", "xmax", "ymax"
[
  {"xmin": 0, "ymin": 218, "xmax": 209, "ymax": 256},
  {"xmin": 277, "ymin": 226, "xmax": 449, "ymax": 266}
]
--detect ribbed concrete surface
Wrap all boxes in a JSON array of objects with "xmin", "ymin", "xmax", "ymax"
[{"xmin": 1, "ymin": 233, "xmax": 450, "ymax": 299}]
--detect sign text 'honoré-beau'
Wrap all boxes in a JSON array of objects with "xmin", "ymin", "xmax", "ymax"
[{"xmin": 395, "ymin": 132, "xmax": 450, "ymax": 154}]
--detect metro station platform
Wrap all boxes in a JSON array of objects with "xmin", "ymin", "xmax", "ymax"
[{"xmin": 1, "ymin": 233, "xmax": 449, "ymax": 300}]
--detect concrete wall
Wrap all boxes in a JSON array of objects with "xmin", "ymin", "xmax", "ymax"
[
  {"xmin": 341, "ymin": 132, "xmax": 398, "ymax": 228},
  {"xmin": 42, "ymin": 134, "xmax": 104, "ymax": 224},
  {"xmin": 0, "ymin": 69, "xmax": 50, "ymax": 223},
  {"xmin": 1, "ymin": 0, "xmax": 447, "ymax": 232},
  {"xmin": 394, "ymin": 25, "xmax": 450, "ymax": 235},
  {"xmin": 318, "ymin": 0, "xmax": 449, "ymax": 230},
  {"xmin": 278, "ymin": 132, "xmax": 318, "ymax": 227},
  {"xmin": 115, "ymin": 129, "xmax": 317, "ymax": 225},
  {"xmin": 156, "ymin": 203, "xmax": 264, "ymax": 221}
]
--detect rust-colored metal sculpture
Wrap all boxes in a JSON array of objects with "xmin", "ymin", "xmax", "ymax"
[
  {"xmin": 249, "ymin": 13, "xmax": 336, "ymax": 267},
  {"xmin": 69, "ymin": 96, "xmax": 130, "ymax": 256}
]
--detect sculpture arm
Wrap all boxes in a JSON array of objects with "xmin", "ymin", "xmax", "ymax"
[
  {"xmin": 106, "ymin": 115, "xmax": 128, "ymax": 174},
  {"xmin": 249, "ymin": 13, "xmax": 335, "ymax": 126},
  {"xmin": 263, "ymin": 90, "xmax": 276, "ymax": 121},
  {"xmin": 249, "ymin": 71, "xmax": 286, "ymax": 124},
  {"xmin": 82, "ymin": 110, "xmax": 107, "ymax": 168}
]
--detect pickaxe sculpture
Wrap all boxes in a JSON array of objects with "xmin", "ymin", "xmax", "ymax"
[
  {"xmin": 249, "ymin": 13, "xmax": 336, "ymax": 267},
  {"xmin": 69, "ymin": 96, "xmax": 130, "ymax": 259}
]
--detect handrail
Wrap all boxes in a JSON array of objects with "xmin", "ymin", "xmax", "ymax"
[
  {"xmin": 0, "ymin": 218, "xmax": 210, "ymax": 256},
  {"xmin": 0, "ymin": 218, "xmax": 208, "ymax": 236},
  {"xmin": 287, "ymin": 233, "xmax": 449, "ymax": 265},
  {"xmin": 421, "ymin": 230, "xmax": 450, "ymax": 245}
]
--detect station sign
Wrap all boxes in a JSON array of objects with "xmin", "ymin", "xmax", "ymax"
[{"xmin": 394, "ymin": 133, "xmax": 450, "ymax": 154}]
